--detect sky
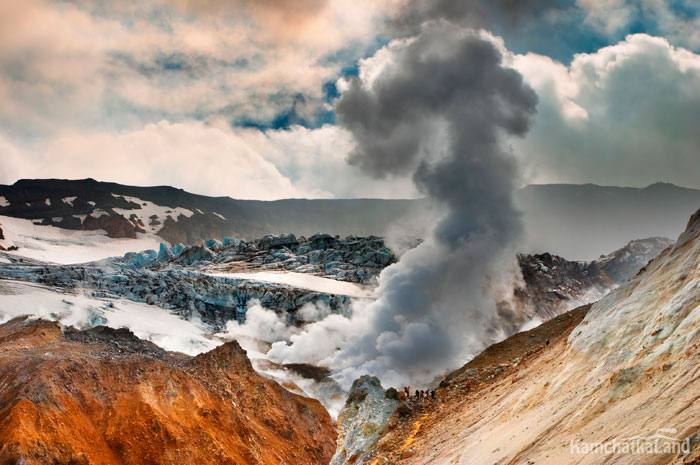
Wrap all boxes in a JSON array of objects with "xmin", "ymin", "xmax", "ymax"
[{"xmin": 0, "ymin": 0, "xmax": 699, "ymax": 199}]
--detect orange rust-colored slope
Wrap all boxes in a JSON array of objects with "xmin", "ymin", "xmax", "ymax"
[{"xmin": 0, "ymin": 316, "xmax": 336, "ymax": 465}]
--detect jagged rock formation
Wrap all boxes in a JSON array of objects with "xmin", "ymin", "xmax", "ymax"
[
  {"xmin": 335, "ymin": 207, "xmax": 700, "ymax": 464},
  {"xmin": 332, "ymin": 376, "xmax": 399, "ymax": 465},
  {"xmin": 0, "ymin": 316, "xmax": 336, "ymax": 465},
  {"xmin": 515, "ymin": 236, "xmax": 672, "ymax": 320}
]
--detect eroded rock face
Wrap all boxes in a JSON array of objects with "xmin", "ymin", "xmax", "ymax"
[
  {"xmin": 332, "ymin": 376, "xmax": 398, "ymax": 465},
  {"xmin": 515, "ymin": 237, "xmax": 672, "ymax": 320},
  {"xmin": 0, "ymin": 317, "xmax": 337, "ymax": 465}
]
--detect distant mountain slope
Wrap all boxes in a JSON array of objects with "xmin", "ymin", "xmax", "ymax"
[
  {"xmin": 515, "ymin": 236, "xmax": 673, "ymax": 320},
  {"xmin": 518, "ymin": 182, "xmax": 700, "ymax": 259},
  {"xmin": 1, "ymin": 179, "xmax": 699, "ymax": 260},
  {"xmin": 0, "ymin": 178, "xmax": 419, "ymax": 245}
]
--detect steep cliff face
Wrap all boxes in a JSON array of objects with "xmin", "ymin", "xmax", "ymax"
[
  {"xmin": 336, "ymin": 208, "xmax": 700, "ymax": 465},
  {"xmin": 0, "ymin": 317, "xmax": 336, "ymax": 465}
]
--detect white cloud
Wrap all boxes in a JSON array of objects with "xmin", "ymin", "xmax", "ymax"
[
  {"xmin": 4, "ymin": 121, "xmax": 315, "ymax": 199},
  {"xmin": 513, "ymin": 34, "xmax": 700, "ymax": 188},
  {"xmin": 0, "ymin": 121, "xmax": 416, "ymax": 200},
  {"xmin": 576, "ymin": 0, "xmax": 700, "ymax": 49},
  {"xmin": 0, "ymin": 0, "xmax": 397, "ymax": 138}
]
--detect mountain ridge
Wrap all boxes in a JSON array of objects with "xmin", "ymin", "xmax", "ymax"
[{"xmin": 2, "ymin": 177, "xmax": 699, "ymax": 259}]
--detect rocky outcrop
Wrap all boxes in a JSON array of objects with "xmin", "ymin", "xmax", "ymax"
[
  {"xmin": 0, "ymin": 316, "xmax": 336, "ymax": 465},
  {"xmin": 82, "ymin": 212, "xmax": 145, "ymax": 238},
  {"xmin": 332, "ymin": 376, "xmax": 399, "ymax": 465},
  {"xmin": 515, "ymin": 236, "xmax": 672, "ymax": 320}
]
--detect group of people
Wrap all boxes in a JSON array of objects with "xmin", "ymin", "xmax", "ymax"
[{"xmin": 403, "ymin": 386, "xmax": 436, "ymax": 401}]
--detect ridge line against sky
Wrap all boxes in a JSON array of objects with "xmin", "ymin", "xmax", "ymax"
[{"xmin": 0, "ymin": 0, "xmax": 699, "ymax": 200}]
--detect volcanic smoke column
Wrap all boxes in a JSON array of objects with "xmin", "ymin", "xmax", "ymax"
[{"xmin": 332, "ymin": 23, "xmax": 538, "ymax": 385}]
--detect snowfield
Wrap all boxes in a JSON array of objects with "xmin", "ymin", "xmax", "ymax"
[
  {"xmin": 0, "ymin": 280, "xmax": 218, "ymax": 355},
  {"xmin": 207, "ymin": 271, "xmax": 376, "ymax": 298},
  {"xmin": 0, "ymin": 215, "xmax": 164, "ymax": 264}
]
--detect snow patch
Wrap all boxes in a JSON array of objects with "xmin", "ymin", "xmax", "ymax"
[
  {"xmin": 0, "ymin": 196, "xmax": 8, "ymax": 207},
  {"xmin": 87, "ymin": 201, "xmax": 96, "ymax": 207},
  {"xmin": 0, "ymin": 215, "xmax": 164, "ymax": 264},
  {"xmin": 62, "ymin": 196, "xmax": 77, "ymax": 206},
  {"xmin": 207, "ymin": 271, "xmax": 375, "ymax": 298},
  {"xmin": 112, "ymin": 195, "xmax": 194, "ymax": 234},
  {"xmin": 89, "ymin": 209, "xmax": 110, "ymax": 218},
  {"xmin": 44, "ymin": 198, "xmax": 51, "ymax": 206},
  {"xmin": 213, "ymin": 212, "xmax": 226, "ymax": 220}
]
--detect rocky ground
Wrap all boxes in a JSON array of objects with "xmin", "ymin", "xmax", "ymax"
[{"xmin": 0, "ymin": 316, "xmax": 337, "ymax": 465}]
